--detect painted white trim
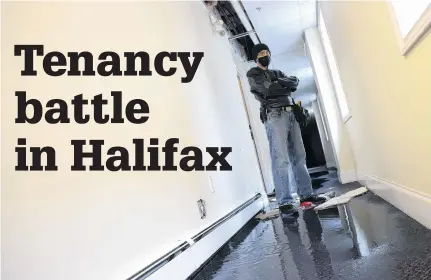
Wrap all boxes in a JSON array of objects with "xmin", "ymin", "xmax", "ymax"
[
  {"xmin": 317, "ymin": 6, "xmax": 352, "ymax": 123},
  {"xmin": 387, "ymin": 1, "xmax": 431, "ymax": 56},
  {"xmin": 312, "ymin": 100, "xmax": 337, "ymax": 168},
  {"xmin": 338, "ymin": 170, "xmax": 357, "ymax": 184},
  {"xmin": 358, "ymin": 173, "xmax": 431, "ymax": 230},
  {"xmin": 304, "ymin": 28, "xmax": 341, "ymax": 171},
  {"xmin": 147, "ymin": 198, "xmax": 264, "ymax": 280},
  {"xmin": 316, "ymin": 99, "xmax": 329, "ymax": 142}
]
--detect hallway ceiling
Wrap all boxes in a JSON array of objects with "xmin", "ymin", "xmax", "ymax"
[
  {"xmin": 242, "ymin": 0, "xmax": 316, "ymax": 57},
  {"xmin": 242, "ymin": 0, "xmax": 318, "ymax": 106}
]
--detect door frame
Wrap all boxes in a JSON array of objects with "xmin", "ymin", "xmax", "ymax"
[{"xmin": 236, "ymin": 72, "xmax": 268, "ymax": 194}]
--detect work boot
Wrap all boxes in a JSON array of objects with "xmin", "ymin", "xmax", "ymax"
[
  {"xmin": 279, "ymin": 203, "xmax": 299, "ymax": 215},
  {"xmin": 300, "ymin": 195, "xmax": 327, "ymax": 205},
  {"xmin": 267, "ymin": 190, "xmax": 276, "ymax": 198}
]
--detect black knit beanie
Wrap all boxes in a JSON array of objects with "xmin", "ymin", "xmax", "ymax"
[{"xmin": 252, "ymin": 43, "xmax": 270, "ymax": 61}]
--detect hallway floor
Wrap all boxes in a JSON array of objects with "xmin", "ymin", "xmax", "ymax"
[{"xmin": 191, "ymin": 175, "xmax": 431, "ymax": 280}]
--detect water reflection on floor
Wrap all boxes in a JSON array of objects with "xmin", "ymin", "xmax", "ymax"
[{"xmin": 191, "ymin": 184, "xmax": 431, "ymax": 280}]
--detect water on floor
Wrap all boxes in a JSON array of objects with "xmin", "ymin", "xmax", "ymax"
[
  {"xmin": 268, "ymin": 167, "xmax": 336, "ymax": 199},
  {"xmin": 191, "ymin": 182, "xmax": 431, "ymax": 280}
]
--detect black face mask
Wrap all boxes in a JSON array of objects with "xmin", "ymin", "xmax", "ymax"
[{"xmin": 258, "ymin": 56, "xmax": 271, "ymax": 67}]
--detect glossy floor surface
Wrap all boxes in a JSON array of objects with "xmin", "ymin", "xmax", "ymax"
[{"xmin": 191, "ymin": 172, "xmax": 431, "ymax": 280}]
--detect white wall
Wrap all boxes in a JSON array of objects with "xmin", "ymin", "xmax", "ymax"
[
  {"xmin": 1, "ymin": 2, "xmax": 266, "ymax": 280},
  {"xmin": 304, "ymin": 28, "xmax": 357, "ymax": 182}
]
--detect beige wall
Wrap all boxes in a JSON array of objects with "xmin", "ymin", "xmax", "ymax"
[
  {"xmin": 1, "ymin": 2, "xmax": 265, "ymax": 280},
  {"xmin": 320, "ymin": 1, "xmax": 431, "ymax": 193}
]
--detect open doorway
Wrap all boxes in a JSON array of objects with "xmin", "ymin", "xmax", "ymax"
[
  {"xmin": 301, "ymin": 113, "xmax": 327, "ymax": 169},
  {"xmin": 299, "ymin": 105, "xmax": 336, "ymax": 190}
]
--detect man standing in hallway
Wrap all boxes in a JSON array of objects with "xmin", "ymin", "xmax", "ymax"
[{"xmin": 246, "ymin": 43, "xmax": 326, "ymax": 214}]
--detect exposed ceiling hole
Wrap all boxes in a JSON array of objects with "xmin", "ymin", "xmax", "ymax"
[{"xmin": 210, "ymin": 1, "xmax": 258, "ymax": 61}]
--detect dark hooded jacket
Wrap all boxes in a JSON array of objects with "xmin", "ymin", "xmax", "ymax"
[{"xmin": 246, "ymin": 67, "xmax": 299, "ymax": 109}]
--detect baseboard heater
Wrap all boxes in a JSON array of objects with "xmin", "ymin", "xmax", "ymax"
[{"xmin": 127, "ymin": 193, "xmax": 262, "ymax": 280}]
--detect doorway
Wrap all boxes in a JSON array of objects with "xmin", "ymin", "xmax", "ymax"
[{"xmin": 301, "ymin": 113, "xmax": 327, "ymax": 169}]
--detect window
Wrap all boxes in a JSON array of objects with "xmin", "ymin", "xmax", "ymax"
[
  {"xmin": 388, "ymin": 0, "xmax": 431, "ymax": 55},
  {"xmin": 318, "ymin": 8, "xmax": 351, "ymax": 123}
]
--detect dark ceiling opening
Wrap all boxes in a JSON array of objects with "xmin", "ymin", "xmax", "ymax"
[{"xmin": 207, "ymin": 1, "xmax": 259, "ymax": 61}]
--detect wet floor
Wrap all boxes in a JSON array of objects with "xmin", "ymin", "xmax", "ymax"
[{"xmin": 191, "ymin": 180, "xmax": 431, "ymax": 280}]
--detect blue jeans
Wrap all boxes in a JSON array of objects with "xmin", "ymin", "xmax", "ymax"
[{"xmin": 265, "ymin": 109, "xmax": 313, "ymax": 205}]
